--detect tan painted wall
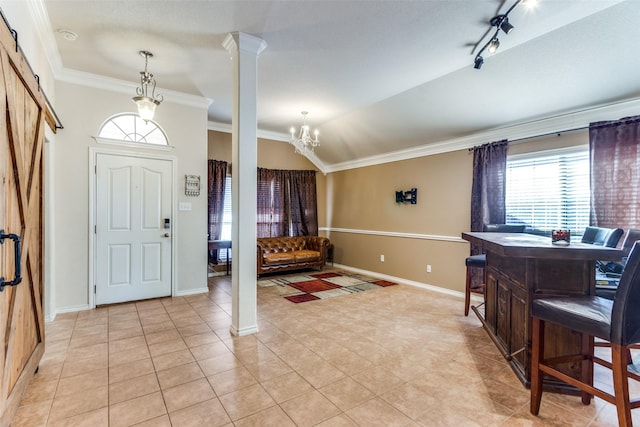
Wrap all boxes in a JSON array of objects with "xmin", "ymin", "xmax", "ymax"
[
  {"xmin": 207, "ymin": 130, "xmax": 327, "ymax": 234},
  {"xmin": 327, "ymin": 133, "xmax": 590, "ymax": 294},
  {"xmin": 327, "ymin": 150, "xmax": 473, "ymax": 292}
]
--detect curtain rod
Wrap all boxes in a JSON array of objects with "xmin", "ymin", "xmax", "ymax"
[
  {"xmin": 0, "ymin": 7, "xmax": 64, "ymax": 131},
  {"xmin": 468, "ymin": 124, "xmax": 590, "ymax": 152},
  {"xmin": 469, "ymin": 116, "xmax": 640, "ymax": 151}
]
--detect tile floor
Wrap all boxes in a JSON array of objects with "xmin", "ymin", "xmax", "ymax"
[{"xmin": 13, "ymin": 272, "xmax": 640, "ymax": 426}]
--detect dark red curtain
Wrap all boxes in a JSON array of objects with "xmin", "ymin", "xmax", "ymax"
[
  {"xmin": 290, "ymin": 170, "xmax": 318, "ymax": 236},
  {"xmin": 469, "ymin": 140, "xmax": 508, "ymax": 287},
  {"xmin": 590, "ymin": 116, "xmax": 640, "ymax": 232},
  {"xmin": 208, "ymin": 160, "xmax": 227, "ymax": 262},
  {"xmin": 257, "ymin": 168, "xmax": 289, "ymax": 238}
]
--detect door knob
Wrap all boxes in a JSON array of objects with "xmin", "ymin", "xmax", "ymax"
[{"xmin": 163, "ymin": 233, "xmax": 170, "ymax": 238}]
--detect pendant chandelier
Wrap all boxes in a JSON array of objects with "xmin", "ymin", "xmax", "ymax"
[
  {"xmin": 289, "ymin": 111, "xmax": 319, "ymax": 155},
  {"xmin": 132, "ymin": 50, "xmax": 163, "ymax": 122}
]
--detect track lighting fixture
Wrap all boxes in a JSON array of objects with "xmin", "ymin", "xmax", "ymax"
[
  {"xmin": 472, "ymin": 0, "xmax": 534, "ymax": 70},
  {"xmin": 474, "ymin": 56, "xmax": 484, "ymax": 70},
  {"xmin": 488, "ymin": 38, "xmax": 500, "ymax": 54}
]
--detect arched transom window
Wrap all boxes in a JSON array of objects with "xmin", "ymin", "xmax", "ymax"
[{"xmin": 98, "ymin": 113, "xmax": 168, "ymax": 146}]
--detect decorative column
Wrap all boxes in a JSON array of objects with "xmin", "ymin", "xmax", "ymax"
[{"xmin": 222, "ymin": 32, "xmax": 267, "ymax": 336}]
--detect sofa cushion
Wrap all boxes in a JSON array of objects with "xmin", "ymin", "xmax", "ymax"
[
  {"xmin": 264, "ymin": 252, "xmax": 296, "ymax": 265},
  {"xmin": 294, "ymin": 250, "xmax": 320, "ymax": 262}
]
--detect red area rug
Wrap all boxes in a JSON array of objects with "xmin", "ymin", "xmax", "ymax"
[{"xmin": 258, "ymin": 270, "xmax": 397, "ymax": 303}]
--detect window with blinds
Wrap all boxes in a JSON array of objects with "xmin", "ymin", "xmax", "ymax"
[
  {"xmin": 219, "ymin": 176, "xmax": 232, "ymax": 260},
  {"xmin": 505, "ymin": 147, "xmax": 590, "ymax": 236}
]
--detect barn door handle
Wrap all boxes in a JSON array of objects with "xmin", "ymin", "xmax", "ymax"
[{"xmin": 0, "ymin": 230, "xmax": 22, "ymax": 291}]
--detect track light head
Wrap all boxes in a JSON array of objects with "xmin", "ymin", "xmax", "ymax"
[
  {"xmin": 488, "ymin": 38, "xmax": 500, "ymax": 54},
  {"xmin": 474, "ymin": 55, "xmax": 484, "ymax": 70},
  {"xmin": 500, "ymin": 17, "xmax": 514, "ymax": 34},
  {"xmin": 490, "ymin": 14, "xmax": 514, "ymax": 35}
]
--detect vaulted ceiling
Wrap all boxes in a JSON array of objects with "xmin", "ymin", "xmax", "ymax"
[{"xmin": 40, "ymin": 0, "xmax": 640, "ymax": 170}]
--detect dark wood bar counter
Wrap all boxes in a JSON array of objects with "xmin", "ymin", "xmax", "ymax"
[{"xmin": 462, "ymin": 232, "xmax": 623, "ymax": 391}]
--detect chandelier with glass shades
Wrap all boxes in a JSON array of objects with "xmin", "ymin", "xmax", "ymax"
[
  {"xmin": 132, "ymin": 50, "xmax": 163, "ymax": 122},
  {"xmin": 289, "ymin": 111, "xmax": 320, "ymax": 155}
]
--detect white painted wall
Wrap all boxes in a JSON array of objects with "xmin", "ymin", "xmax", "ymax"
[{"xmin": 53, "ymin": 81, "xmax": 209, "ymax": 312}]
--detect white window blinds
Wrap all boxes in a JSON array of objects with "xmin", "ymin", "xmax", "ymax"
[{"xmin": 505, "ymin": 148, "xmax": 590, "ymax": 235}]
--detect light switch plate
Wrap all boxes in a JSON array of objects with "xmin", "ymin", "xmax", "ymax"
[{"xmin": 179, "ymin": 202, "xmax": 192, "ymax": 211}]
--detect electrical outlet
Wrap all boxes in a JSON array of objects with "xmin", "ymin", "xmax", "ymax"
[
  {"xmin": 380, "ymin": 254, "xmax": 385, "ymax": 262},
  {"xmin": 427, "ymin": 264, "xmax": 432, "ymax": 273}
]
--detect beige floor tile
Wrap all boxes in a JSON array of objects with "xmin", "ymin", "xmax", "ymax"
[
  {"xmin": 198, "ymin": 352, "xmax": 241, "ymax": 376},
  {"xmin": 296, "ymin": 360, "xmax": 346, "ymax": 388},
  {"xmin": 218, "ymin": 383, "xmax": 276, "ymax": 420},
  {"xmin": 109, "ymin": 357, "xmax": 156, "ymax": 384},
  {"xmin": 144, "ymin": 328, "xmax": 182, "ymax": 346},
  {"xmin": 320, "ymin": 376, "xmax": 376, "ymax": 411},
  {"xmin": 233, "ymin": 405, "xmax": 296, "ymax": 427},
  {"xmin": 156, "ymin": 361, "xmax": 204, "ymax": 390},
  {"xmin": 314, "ymin": 414, "xmax": 359, "ymax": 426},
  {"xmin": 11, "ymin": 399, "xmax": 52, "ymax": 427},
  {"xmin": 19, "ymin": 378, "xmax": 58, "ymax": 405},
  {"xmin": 261, "ymin": 371, "xmax": 313, "ymax": 403},
  {"xmin": 207, "ymin": 366, "xmax": 258, "ymax": 396},
  {"xmin": 64, "ymin": 342, "xmax": 108, "ymax": 363},
  {"xmin": 142, "ymin": 320, "xmax": 177, "ymax": 335},
  {"xmin": 351, "ymin": 366, "xmax": 406, "ymax": 395},
  {"xmin": 152, "ymin": 349, "xmax": 195, "ymax": 371},
  {"xmin": 30, "ymin": 360, "xmax": 63, "ymax": 384},
  {"xmin": 189, "ymin": 341, "xmax": 232, "ymax": 361},
  {"xmin": 109, "ymin": 391, "xmax": 167, "ymax": 426},
  {"xmin": 69, "ymin": 331, "xmax": 108, "ymax": 349},
  {"xmin": 109, "ymin": 325, "xmax": 144, "ymax": 341},
  {"xmin": 109, "ymin": 335, "xmax": 148, "ymax": 353},
  {"xmin": 178, "ymin": 322, "xmax": 213, "ymax": 337},
  {"xmin": 55, "ymin": 368, "xmax": 108, "ymax": 398},
  {"xmin": 345, "ymin": 397, "xmax": 413, "ymax": 427},
  {"xmin": 47, "ymin": 406, "xmax": 109, "ymax": 427},
  {"xmin": 131, "ymin": 414, "xmax": 172, "ymax": 427},
  {"xmin": 168, "ymin": 398, "xmax": 231, "ymax": 427},
  {"xmin": 280, "ymin": 389, "xmax": 341, "ymax": 426},
  {"xmin": 61, "ymin": 354, "xmax": 108, "ymax": 378},
  {"xmin": 148, "ymin": 337, "xmax": 188, "ymax": 357},
  {"xmin": 109, "ymin": 372, "xmax": 160, "ymax": 404},
  {"xmin": 18, "ymin": 275, "xmax": 627, "ymax": 427},
  {"xmin": 183, "ymin": 331, "xmax": 220, "ymax": 348},
  {"xmin": 162, "ymin": 378, "xmax": 216, "ymax": 413},
  {"xmin": 244, "ymin": 357, "xmax": 293, "ymax": 382},
  {"xmin": 48, "ymin": 385, "xmax": 108, "ymax": 422},
  {"xmin": 171, "ymin": 315, "xmax": 204, "ymax": 328},
  {"xmin": 109, "ymin": 345, "xmax": 151, "ymax": 367}
]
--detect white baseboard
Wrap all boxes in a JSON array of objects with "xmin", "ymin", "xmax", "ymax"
[
  {"xmin": 332, "ymin": 263, "xmax": 471, "ymax": 300},
  {"xmin": 230, "ymin": 324, "xmax": 259, "ymax": 336},
  {"xmin": 175, "ymin": 287, "xmax": 209, "ymax": 297}
]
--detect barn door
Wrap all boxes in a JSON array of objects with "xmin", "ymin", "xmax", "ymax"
[{"xmin": 0, "ymin": 25, "xmax": 48, "ymax": 426}]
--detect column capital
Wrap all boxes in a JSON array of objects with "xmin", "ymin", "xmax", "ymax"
[{"xmin": 223, "ymin": 32, "xmax": 267, "ymax": 56}]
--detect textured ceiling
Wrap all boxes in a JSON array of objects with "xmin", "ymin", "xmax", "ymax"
[{"xmin": 41, "ymin": 0, "xmax": 638, "ymax": 168}]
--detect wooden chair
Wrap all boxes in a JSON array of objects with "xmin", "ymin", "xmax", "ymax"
[
  {"xmin": 530, "ymin": 241, "xmax": 640, "ymax": 426},
  {"xmin": 464, "ymin": 224, "xmax": 525, "ymax": 316}
]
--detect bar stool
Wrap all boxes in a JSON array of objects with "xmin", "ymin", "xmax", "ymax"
[
  {"xmin": 464, "ymin": 224, "xmax": 525, "ymax": 316},
  {"xmin": 530, "ymin": 241, "xmax": 640, "ymax": 427}
]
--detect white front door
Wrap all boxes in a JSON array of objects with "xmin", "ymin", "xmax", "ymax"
[{"xmin": 95, "ymin": 153, "xmax": 173, "ymax": 305}]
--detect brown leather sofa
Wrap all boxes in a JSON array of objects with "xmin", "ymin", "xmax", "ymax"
[{"xmin": 257, "ymin": 236, "xmax": 330, "ymax": 275}]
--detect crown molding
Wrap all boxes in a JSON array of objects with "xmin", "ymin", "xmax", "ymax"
[
  {"xmin": 223, "ymin": 32, "xmax": 267, "ymax": 56},
  {"xmin": 57, "ymin": 68, "xmax": 211, "ymax": 109},
  {"xmin": 27, "ymin": 0, "xmax": 64, "ymax": 76},
  {"xmin": 325, "ymin": 97, "xmax": 640, "ymax": 173}
]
